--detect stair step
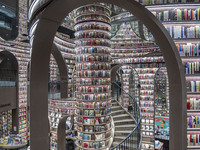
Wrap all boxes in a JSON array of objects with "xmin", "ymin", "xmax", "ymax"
[
  {"xmin": 112, "ymin": 103, "xmax": 119, "ymax": 107},
  {"xmin": 111, "ymin": 106, "xmax": 122, "ymax": 111},
  {"xmin": 112, "ymin": 142, "xmax": 137, "ymax": 149},
  {"xmin": 113, "ymin": 114, "xmax": 130, "ymax": 120},
  {"xmin": 114, "ymin": 135, "xmax": 137, "ymax": 142},
  {"xmin": 114, "ymin": 119, "xmax": 135, "ymax": 126},
  {"xmin": 113, "ymin": 138, "xmax": 138, "ymax": 143},
  {"xmin": 115, "ymin": 124, "xmax": 136, "ymax": 131},
  {"xmin": 115, "ymin": 130, "xmax": 132, "ymax": 136},
  {"xmin": 111, "ymin": 100, "xmax": 138, "ymax": 149},
  {"xmin": 111, "ymin": 110, "xmax": 126, "ymax": 116}
]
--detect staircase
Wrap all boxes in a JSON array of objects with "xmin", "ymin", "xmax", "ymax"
[{"xmin": 111, "ymin": 99, "xmax": 138, "ymax": 149}]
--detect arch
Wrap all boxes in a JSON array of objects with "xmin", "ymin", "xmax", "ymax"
[
  {"xmin": 0, "ymin": 50, "xmax": 18, "ymax": 112},
  {"xmin": 51, "ymin": 43, "xmax": 68, "ymax": 98},
  {"xmin": 0, "ymin": 50, "xmax": 18, "ymax": 73},
  {"xmin": 57, "ymin": 115, "xmax": 74, "ymax": 150},
  {"xmin": 30, "ymin": 0, "xmax": 186, "ymax": 150},
  {"xmin": 27, "ymin": 44, "xmax": 68, "ymax": 101},
  {"xmin": 111, "ymin": 64, "xmax": 139, "ymax": 98},
  {"xmin": 0, "ymin": 50, "xmax": 19, "ymax": 134}
]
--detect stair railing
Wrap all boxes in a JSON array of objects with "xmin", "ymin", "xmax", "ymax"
[{"xmin": 111, "ymin": 82, "xmax": 142, "ymax": 150}]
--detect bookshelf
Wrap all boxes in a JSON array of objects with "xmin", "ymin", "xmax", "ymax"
[
  {"xmin": 110, "ymin": 21, "xmax": 165, "ymax": 149},
  {"xmin": 48, "ymin": 99, "xmax": 76, "ymax": 150},
  {"xmin": 0, "ymin": 0, "xmax": 30, "ymax": 147},
  {"xmin": 74, "ymin": 4, "xmax": 112, "ymax": 149},
  {"xmin": 144, "ymin": 2, "xmax": 200, "ymax": 149},
  {"xmin": 154, "ymin": 67, "xmax": 170, "ymax": 142}
]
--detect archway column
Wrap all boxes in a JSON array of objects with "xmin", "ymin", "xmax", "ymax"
[
  {"xmin": 30, "ymin": 18, "xmax": 60, "ymax": 149},
  {"xmin": 30, "ymin": 0, "xmax": 186, "ymax": 149}
]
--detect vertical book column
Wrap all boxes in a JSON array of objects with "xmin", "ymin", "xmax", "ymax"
[{"xmin": 74, "ymin": 4, "xmax": 112, "ymax": 149}]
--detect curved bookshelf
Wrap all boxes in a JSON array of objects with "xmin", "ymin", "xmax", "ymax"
[{"xmin": 74, "ymin": 4, "xmax": 112, "ymax": 150}]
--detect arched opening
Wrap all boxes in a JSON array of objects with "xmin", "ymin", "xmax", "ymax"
[
  {"xmin": 30, "ymin": 0, "xmax": 186, "ymax": 149},
  {"xmin": 0, "ymin": 50, "xmax": 19, "ymax": 138},
  {"xmin": 56, "ymin": 115, "xmax": 74, "ymax": 150},
  {"xmin": 51, "ymin": 43, "xmax": 68, "ymax": 99}
]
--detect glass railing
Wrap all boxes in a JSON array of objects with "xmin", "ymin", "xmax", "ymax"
[
  {"xmin": 48, "ymin": 81, "xmax": 68, "ymax": 99},
  {"xmin": 0, "ymin": 69, "xmax": 17, "ymax": 87},
  {"xmin": 111, "ymin": 82, "xmax": 142, "ymax": 150}
]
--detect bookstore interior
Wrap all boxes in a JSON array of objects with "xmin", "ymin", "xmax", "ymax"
[{"xmin": 1, "ymin": 0, "xmax": 200, "ymax": 149}]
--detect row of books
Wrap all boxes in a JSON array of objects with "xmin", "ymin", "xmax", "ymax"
[
  {"xmin": 140, "ymin": 0, "xmax": 200, "ymax": 5},
  {"xmin": 111, "ymin": 42, "xmax": 156, "ymax": 49},
  {"xmin": 140, "ymin": 95, "xmax": 154, "ymax": 101},
  {"xmin": 176, "ymin": 43, "xmax": 200, "ymax": 57},
  {"xmin": 78, "ymin": 117, "xmax": 109, "ymax": 125},
  {"xmin": 141, "ymin": 143, "xmax": 154, "ymax": 150},
  {"xmin": 141, "ymin": 107, "xmax": 154, "ymax": 113},
  {"xmin": 76, "ymin": 78, "xmax": 110, "ymax": 85},
  {"xmin": 132, "ymin": 63, "xmax": 165, "ymax": 68},
  {"xmin": 77, "ymin": 123, "xmax": 111, "ymax": 132},
  {"xmin": 75, "ymin": 31, "xmax": 110, "ymax": 39},
  {"xmin": 77, "ymin": 101, "xmax": 110, "ymax": 109},
  {"xmin": 78, "ymin": 132, "xmax": 105, "ymax": 140},
  {"xmin": 187, "ymin": 133, "xmax": 200, "ymax": 146},
  {"xmin": 49, "ymin": 108, "xmax": 75, "ymax": 114},
  {"xmin": 139, "ymin": 74, "xmax": 155, "ymax": 79},
  {"xmin": 75, "ymin": 14, "xmax": 110, "ymax": 24},
  {"xmin": 152, "ymin": 8, "xmax": 200, "ymax": 21},
  {"xmin": 76, "ymin": 63, "xmax": 110, "ymax": 70},
  {"xmin": 75, "ymin": 22, "xmax": 110, "ymax": 32},
  {"xmin": 187, "ymin": 115, "xmax": 200, "ymax": 128},
  {"xmin": 77, "ymin": 108, "xmax": 111, "ymax": 116},
  {"xmin": 187, "ymin": 80, "xmax": 200, "ymax": 92},
  {"xmin": 187, "ymin": 98, "xmax": 200, "ymax": 110},
  {"xmin": 76, "ymin": 55, "xmax": 111, "ymax": 62},
  {"xmin": 76, "ymin": 93, "xmax": 110, "ymax": 101},
  {"xmin": 77, "ymin": 140, "xmax": 105, "ymax": 149},
  {"xmin": 77, "ymin": 86, "xmax": 111, "ymax": 93},
  {"xmin": 111, "ymin": 53, "xmax": 144, "ymax": 57},
  {"xmin": 184, "ymin": 62, "xmax": 200, "ymax": 74},
  {"xmin": 141, "ymin": 101, "xmax": 154, "ymax": 107},
  {"xmin": 49, "ymin": 102, "xmax": 76, "ymax": 108},
  {"xmin": 75, "ymin": 39, "xmax": 111, "ymax": 47},
  {"xmin": 77, "ymin": 70, "xmax": 110, "ymax": 78},
  {"xmin": 140, "ymin": 85, "xmax": 154, "ymax": 90},
  {"xmin": 141, "ymin": 118, "xmax": 154, "ymax": 124},
  {"xmin": 142, "ymin": 131, "xmax": 154, "ymax": 136},
  {"xmin": 76, "ymin": 47, "xmax": 110, "ymax": 54},
  {"xmin": 113, "ymin": 57, "xmax": 164, "ymax": 64},
  {"xmin": 141, "ymin": 113, "xmax": 154, "ymax": 119},
  {"xmin": 165, "ymin": 25, "xmax": 200, "ymax": 39},
  {"xmin": 140, "ymin": 80, "xmax": 154, "ymax": 84},
  {"xmin": 136, "ymin": 68, "xmax": 158, "ymax": 73},
  {"xmin": 75, "ymin": 5, "xmax": 110, "ymax": 16}
]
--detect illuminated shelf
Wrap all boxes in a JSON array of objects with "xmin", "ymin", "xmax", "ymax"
[
  {"xmin": 163, "ymin": 21, "xmax": 200, "ymax": 25},
  {"xmin": 187, "ymin": 128, "xmax": 200, "ymax": 131},
  {"xmin": 187, "ymin": 110, "xmax": 200, "ymax": 113},
  {"xmin": 187, "ymin": 92, "xmax": 200, "ymax": 94},
  {"xmin": 187, "ymin": 146, "xmax": 200, "ymax": 149}
]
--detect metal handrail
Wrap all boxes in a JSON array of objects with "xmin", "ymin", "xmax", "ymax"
[{"xmin": 111, "ymin": 82, "xmax": 142, "ymax": 150}]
